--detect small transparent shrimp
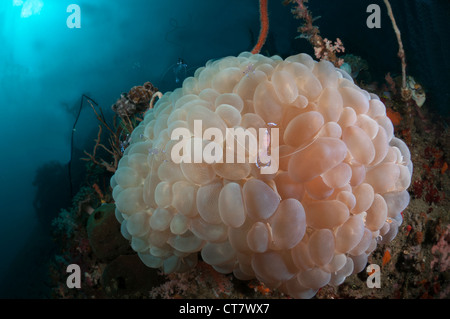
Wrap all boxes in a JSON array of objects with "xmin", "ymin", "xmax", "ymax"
[
  {"xmin": 160, "ymin": 58, "xmax": 188, "ymax": 84},
  {"xmin": 174, "ymin": 58, "xmax": 187, "ymax": 83},
  {"xmin": 243, "ymin": 63, "xmax": 256, "ymax": 77}
]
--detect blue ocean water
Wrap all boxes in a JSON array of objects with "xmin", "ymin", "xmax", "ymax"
[{"xmin": 0, "ymin": 0, "xmax": 448, "ymax": 298}]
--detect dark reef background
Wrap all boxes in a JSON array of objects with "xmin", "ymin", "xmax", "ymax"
[{"xmin": 0, "ymin": 0, "xmax": 448, "ymax": 298}]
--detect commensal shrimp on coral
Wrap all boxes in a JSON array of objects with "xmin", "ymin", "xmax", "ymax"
[{"xmin": 160, "ymin": 58, "xmax": 188, "ymax": 85}]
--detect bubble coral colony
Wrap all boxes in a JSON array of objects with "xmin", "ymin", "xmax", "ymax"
[{"xmin": 110, "ymin": 0, "xmax": 413, "ymax": 299}]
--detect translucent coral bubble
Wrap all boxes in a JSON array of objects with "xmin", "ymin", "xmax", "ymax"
[
  {"xmin": 180, "ymin": 161, "xmax": 216, "ymax": 185},
  {"xmin": 167, "ymin": 231, "xmax": 204, "ymax": 253},
  {"xmin": 277, "ymin": 145, "xmax": 295, "ymax": 171},
  {"xmin": 367, "ymin": 99, "xmax": 386, "ymax": 118},
  {"xmin": 313, "ymin": 60, "xmax": 339, "ymax": 89},
  {"xmin": 149, "ymin": 207, "xmax": 173, "ymax": 231},
  {"xmin": 351, "ymin": 183, "xmax": 374, "ymax": 214},
  {"xmin": 305, "ymin": 200, "xmax": 349, "ymax": 229},
  {"xmin": 288, "ymin": 137, "xmax": 347, "ymax": 183},
  {"xmin": 199, "ymin": 88, "xmax": 220, "ymax": 106},
  {"xmin": 378, "ymin": 110, "xmax": 396, "ymax": 137},
  {"xmin": 228, "ymin": 221, "xmax": 252, "ymax": 253},
  {"xmin": 219, "ymin": 182, "xmax": 246, "ymax": 228},
  {"xmin": 155, "ymin": 181, "xmax": 172, "ymax": 208},
  {"xmin": 283, "ymin": 111, "xmax": 324, "ymax": 148},
  {"xmin": 143, "ymin": 174, "xmax": 159, "ymax": 207},
  {"xmin": 380, "ymin": 219, "xmax": 400, "ymax": 244},
  {"xmin": 324, "ymin": 253, "xmax": 347, "ymax": 273},
  {"xmin": 235, "ymin": 70, "xmax": 268, "ymax": 101},
  {"xmin": 349, "ymin": 228, "xmax": 372, "ymax": 256},
  {"xmin": 292, "ymin": 94, "xmax": 309, "ymax": 109},
  {"xmin": 174, "ymin": 94, "xmax": 199, "ymax": 109},
  {"xmin": 213, "ymin": 162, "xmax": 250, "ymax": 181},
  {"xmin": 342, "ymin": 126, "xmax": 375, "ymax": 165},
  {"xmin": 138, "ymin": 252, "xmax": 163, "ymax": 268},
  {"xmin": 170, "ymin": 213, "xmax": 189, "ymax": 235},
  {"xmin": 269, "ymin": 198, "xmax": 306, "ymax": 250},
  {"xmin": 243, "ymin": 179, "xmax": 280, "ymax": 220},
  {"xmin": 298, "ymin": 267, "xmax": 331, "ymax": 289},
  {"xmin": 215, "ymin": 93, "xmax": 244, "ymax": 112},
  {"xmin": 120, "ymin": 220, "xmax": 131, "ymax": 240},
  {"xmin": 115, "ymin": 167, "xmax": 140, "ymax": 188},
  {"xmin": 215, "ymin": 104, "xmax": 242, "ymax": 127},
  {"xmin": 201, "ymin": 241, "xmax": 236, "ymax": 266},
  {"xmin": 126, "ymin": 212, "xmax": 150, "ymax": 237},
  {"xmin": 317, "ymin": 121, "xmax": 342, "ymax": 139},
  {"xmin": 396, "ymin": 164, "xmax": 412, "ymax": 190},
  {"xmin": 356, "ymin": 114, "xmax": 379, "ymax": 139},
  {"xmin": 148, "ymin": 230, "xmax": 170, "ymax": 247},
  {"xmin": 308, "ymin": 229, "xmax": 335, "ymax": 266},
  {"xmin": 172, "ymin": 181, "xmax": 197, "ymax": 217},
  {"xmin": 253, "ymin": 80, "xmax": 284, "ymax": 124},
  {"xmin": 191, "ymin": 217, "xmax": 228, "ymax": 242},
  {"xmin": 305, "ymin": 175, "xmax": 334, "ymax": 200},
  {"xmin": 116, "ymin": 186, "xmax": 146, "ymax": 215},
  {"xmin": 128, "ymin": 152, "xmax": 150, "ymax": 176},
  {"xmin": 339, "ymin": 86, "xmax": 369, "ymax": 114},
  {"xmin": 390, "ymin": 137, "xmax": 411, "ymax": 165},
  {"xmin": 364, "ymin": 163, "xmax": 400, "ymax": 194},
  {"xmin": 186, "ymin": 105, "xmax": 227, "ymax": 138},
  {"xmin": 370, "ymin": 126, "xmax": 389, "ymax": 166},
  {"xmin": 286, "ymin": 53, "xmax": 315, "ymax": 69},
  {"xmin": 349, "ymin": 162, "xmax": 366, "ymax": 187},
  {"xmin": 212, "ymin": 67, "xmax": 242, "ymax": 93},
  {"xmin": 274, "ymin": 171, "xmax": 305, "ymax": 201},
  {"xmin": 283, "ymin": 276, "xmax": 318, "ymax": 299},
  {"xmin": 291, "ymin": 240, "xmax": 315, "ymax": 271},
  {"xmin": 321, "ymin": 162, "xmax": 352, "ymax": 189},
  {"xmin": 336, "ymin": 191, "xmax": 356, "ymax": 210},
  {"xmin": 382, "ymin": 190, "xmax": 410, "ymax": 219},
  {"xmin": 317, "ymin": 87, "xmax": 343, "ymax": 122},
  {"xmin": 156, "ymin": 158, "xmax": 183, "ymax": 182},
  {"xmin": 233, "ymin": 266, "xmax": 254, "ymax": 281},
  {"xmin": 366, "ymin": 194, "xmax": 388, "ymax": 231},
  {"xmin": 335, "ymin": 215, "xmax": 365, "ymax": 253},
  {"xmin": 166, "ymin": 106, "xmax": 186, "ymax": 125},
  {"xmin": 350, "ymin": 253, "xmax": 368, "ymax": 274},
  {"xmin": 329, "ymin": 257, "xmax": 353, "ymax": 286},
  {"xmin": 247, "ymin": 222, "xmax": 270, "ymax": 253},
  {"xmin": 272, "ymin": 70, "xmax": 299, "ymax": 103},
  {"xmin": 196, "ymin": 181, "xmax": 223, "ymax": 224},
  {"xmin": 240, "ymin": 113, "xmax": 266, "ymax": 130},
  {"xmin": 251, "ymin": 251, "xmax": 295, "ymax": 283}
]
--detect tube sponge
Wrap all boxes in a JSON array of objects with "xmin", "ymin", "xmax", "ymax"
[{"xmin": 110, "ymin": 52, "xmax": 413, "ymax": 298}]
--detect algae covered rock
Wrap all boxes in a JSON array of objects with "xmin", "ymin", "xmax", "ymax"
[
  {"xmin": 101, "ymin": 254, "xmax": 162, "ymax": 297},
  {"xmin": 87, "ymin": 203, "xmax": 132, "ymax": 261}
]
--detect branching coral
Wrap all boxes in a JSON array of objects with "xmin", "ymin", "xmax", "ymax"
[
  {"xmin": 284, "ymin": 0, "xmax": 345, "ymax": 67},
  {"xmin": 251, "ymin": 0, "xmax": 269, "ymax": 54},
  {"xmin": 81, "ymin": 100, "xmax": 123, "ymax": 173},
  {"xmin": 382, "ymin": 0, "xmax": 411, "ymax": 102},
  {"xmin": 112, "ymin": 82, "xmax": 159, "ymax": 117},
  {"xmin": 82, "ymin": 82, "xmax": 161, "ymax": 173}
]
